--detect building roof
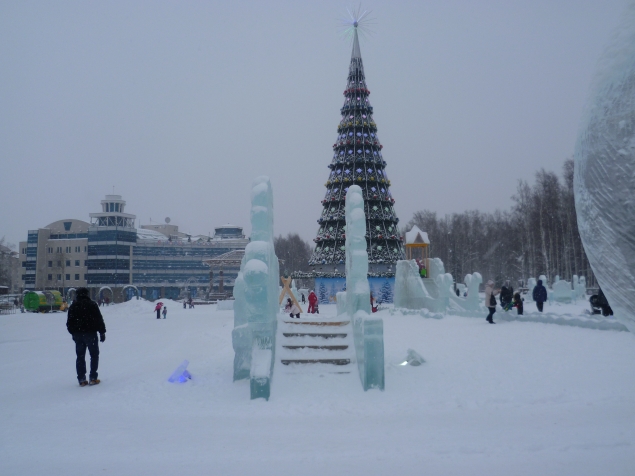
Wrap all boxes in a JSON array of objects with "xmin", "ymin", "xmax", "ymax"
[
  {"xmin": 405, "ymin": 225, "xmax": 430, "ymax": 245},
  {"xmin": 202, "ymin": 249, "xmax": 245, "ymax": 266},
  {"xmin": 44, "ymin": 219, "xmax": 90, "ymax": 234},
  {"xmin": 136, "ymin": 228, "xmax": 168, "ymax": 241}
]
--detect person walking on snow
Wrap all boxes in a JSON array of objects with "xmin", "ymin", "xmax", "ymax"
[
  {"xmin": 513, "ymin": 292, "xmax": 524, "ymax": 315},
  {"xmin": 154, "ymin": 302, "xmax": 162, "ymax": 319},
  {"xmin": 533, "ymin": 279, "xmax": 548, "ymax": 312},
  {"xmin": 484, "ymin": 280, "xmax": 500, "ymax": 324},
  {"xmin": 301, "ymin": 293, "xmax": 306, "ymax": 304},
  {"xmin": 162, "ymin": 306, "xmax": 167, "ymax": 319},
  {"xmin": 307, "ymin": 290, "xmax": 318, "ymax": 314},
  {"xmin": 500, "ymin": 280, "xmax": 514, "ymax": 311},
  {"xmin": 66, "ymin": 287, "xmax": 106, "ymax": 387}
]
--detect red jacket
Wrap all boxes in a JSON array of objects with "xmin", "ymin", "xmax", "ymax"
[
  {"xmin": 308, "ymin": 292, "xmax": 318, "ymax": 305},
  {"xmin": 154, "ymin": 303, "xmax": 162, "ymax": 311}
]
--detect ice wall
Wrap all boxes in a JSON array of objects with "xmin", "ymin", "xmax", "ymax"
[
  {"xmin": 232, "ymin": 176, "xmax": 279, "ymax": 400},
  {"xmin": 574, "ymin": 4, "xmax": 635, "ymax": 333},
  {"xmin": 345, "ymin": 185, "xmax": 384, "ymax": 391}
]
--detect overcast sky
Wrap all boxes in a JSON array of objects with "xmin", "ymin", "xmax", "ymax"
[{"xmin": 0, "ymin": 0, "xmax": 628, "ymax": 247}]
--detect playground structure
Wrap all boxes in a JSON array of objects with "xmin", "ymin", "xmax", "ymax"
[{"xmin": 23, "ymin": 290, "xmax": 64, "ymax": 312}]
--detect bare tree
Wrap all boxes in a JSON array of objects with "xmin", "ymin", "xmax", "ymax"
[
  {"xmin": 405, "ymin": 161, "xmax": 594, "ymax": 286},
  {"xmin": 274, "ymin": 233, "xmax": 313, "ymax": 276}
]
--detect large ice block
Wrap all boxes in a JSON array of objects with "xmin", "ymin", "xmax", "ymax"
[
  {"xmin": 345, "ymin": 185, "xmax": 371, "ymax": 316},
  {"xmin": 232, "ymin": 176, "xmax": 279, "ymax": 400},
  {"xmin": 574, "ymin": 4, "xmax": 635, "ymax": 333},
  {"xmin": 344, "ymin": 185, "xmax": 384, "ymax": 391}
]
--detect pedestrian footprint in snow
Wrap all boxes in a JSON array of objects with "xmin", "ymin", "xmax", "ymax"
[{"xmin": 162, "ymin": 306, "xmax": 167, "ymax": 319}]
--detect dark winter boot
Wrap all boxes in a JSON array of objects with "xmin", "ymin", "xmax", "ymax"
[{"xmin": 79, "ymin": 380, "xmax": 88, "ymax": 387}]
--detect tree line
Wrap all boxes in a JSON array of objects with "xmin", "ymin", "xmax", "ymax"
[
  {"xmin": 275, "ymin": 159, "xmax": 594, "ymax": 289},
  {"xmin": 406, "ymin": 159, "xmax": 595, "ymax": 287}
]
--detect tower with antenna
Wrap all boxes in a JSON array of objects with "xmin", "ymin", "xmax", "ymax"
[{"xmin": 308, "ymin": 17, "xmax": 405, "ymax": 281}]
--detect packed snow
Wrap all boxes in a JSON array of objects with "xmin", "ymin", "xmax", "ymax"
[{"xmin": 1, "ymin": 298, "xmax": 635, "ymax": 475}]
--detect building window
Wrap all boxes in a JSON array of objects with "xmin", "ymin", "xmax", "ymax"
[
  {"xmin": 65, "ymin": 274, "xmax": 70, "ymax": 281},
  {"xmin": 84, "ymin": 260, "xmax": 88, "ymax": 266},
  {"xmin": 48, "ymin": 261, "xmax": 52, "ymax": 267},
  {"xmin": 56, "ymin": 247, "xmax": 62, "ymax": 253},
  {"xmin": 65, "ymin": 246, "xmax": 71, "ymax": 253},
  {"xmin": 84, "ymin": 246, "xmax": 87, "ymax": 252},
  {"xmin": 74, "ymin": 274, "xmax": 80, "ymax": 280},
  {"xmin": 48, "ymin": 274, "xmax": 52, "ymax": 281},
  {"xmin": 57, "ymin": 274, "xmax": 61, "ymax": 280},
  {"xmin": 66, "ymin": 260, "xmax": 71, "ymax": 267},
  {"xmin": 75, "ymin": 246, "xmax": 80, "ymax": 252},
  {"xmin": 22, "ymin": 248, "xmax": 26, "ymax": 254},
  {"xmin": 75, "ymin": 260, "xmax": 80, "ymax": 266}
]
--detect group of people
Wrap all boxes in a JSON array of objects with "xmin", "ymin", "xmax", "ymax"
[
  {"xmin": 285, "ymin": 290, "xmax": 319, "ymax": 318},
  {"xmin": 484, "ymin": 279, "xmax": 547, "ymax": 324},
  {"xmin": 183, "ymin": 298, "xmax": 194, "ymax": 309}
]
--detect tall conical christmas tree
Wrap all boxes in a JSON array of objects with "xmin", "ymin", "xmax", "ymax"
[{"xmin": 309, "ymin": 27, "xmax": 405, "ymax": 273}]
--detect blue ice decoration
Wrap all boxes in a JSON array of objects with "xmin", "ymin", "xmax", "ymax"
[{"xmin": 168, "ymin": 359, "xmax": 192, "ymax": 383}]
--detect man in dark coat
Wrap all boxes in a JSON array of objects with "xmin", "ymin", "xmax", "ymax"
[
  {"xmin": 532, "ymin": 279, "xmax": 548, "ymax": 312},
  {"xmin": 66, "ymin": 287, "xmax": 106, "ymax": 386}
]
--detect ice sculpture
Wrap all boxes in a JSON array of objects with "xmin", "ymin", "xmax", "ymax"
[
  {"xmin": 394, "ymin": 260, "xmax": 486, "ymax": 314},
  {"xmin": 573, "ymin": 275, "xmax": 587, "ymax": 301},
  {"xmin": 168, "ymin": 360, "xmax": 192, "ymax": 383},
  {"xmin": 463, "ymin": 273, "xmax": 483, "ymax": 311},
  {"xmin": 394, "ymin": 260, "xmax": 430, "ymax": 310},
  {"xmin": 435, "ymin": 273, "xmax": 454, "ymax": 310},
  {"xmin": 344, "ymin": 185, "xmax": 384, "ymax": 391},
  {"xmin": 403, "ymin": 349, "xmax": 425, "ymax": 366},
  {"xmin": 552, "ymin": 279, "xmax": 573, "ymax": 303},
  {"xmin": 525, "ymin": 278, "xmax": 537, "ymax": 302},
  {"xmin": 232, "ymin": 176, "xmax": 279, "ymax": 400},
  {"xmin": 575, "ymin": 4, "xmax": 635, "ymax": 333}
]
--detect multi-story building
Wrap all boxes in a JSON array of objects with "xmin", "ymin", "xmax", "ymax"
[{"xmin": 19, "ymin": 195, "xmax": 248, "ymax": 301}]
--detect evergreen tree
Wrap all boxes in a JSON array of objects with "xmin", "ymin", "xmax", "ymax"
[
  {"xmin": 309, "ymin": 27, "xmax": 405, "ymax": 273},
  {"xmin": 318, "ymin": 281, "xmax": 329, "ymax": 304},
  {"xmin": 379, "ymin": 280, "xmax": 393, "ymax": 303}
]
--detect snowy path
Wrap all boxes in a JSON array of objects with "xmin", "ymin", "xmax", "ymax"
[{"xmin": 1, "ymin": 300, "xmax": 634, "ymax": 475}]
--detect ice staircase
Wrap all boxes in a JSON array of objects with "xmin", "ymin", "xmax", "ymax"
[{"xmin": 275, "ymin": 315, "xmax": 356, "ymax": 373}]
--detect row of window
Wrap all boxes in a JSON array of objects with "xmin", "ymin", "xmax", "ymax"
[
  {"xmin": 46, "ymin": 246, "xmax": 86, "ymax": 254},
  {"xmin": 88, "ymin": 244, "xmax": 132, "ymax": 256},
  {"xmin": 48, "ymin": 260, "xmax": 85, "ymax": 268},
  {"xmin": 48, "ymin": 274, "xmax": 83, "ymax": 281}
]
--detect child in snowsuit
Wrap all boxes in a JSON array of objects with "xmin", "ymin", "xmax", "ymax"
[
  {"xmin": 162, "ymin": 306, "xmax": 167, "ymax": 319},
  {"xmin": 512, "ymin": 292, "xmax": 524, "ymax": 315},
  {"xmin": 307, "ymin": 291, "xmax": 318, "ymax": 314},
  {"xmin": 284, "ymin": 298, "xmax": 301, "ymax": 319}
]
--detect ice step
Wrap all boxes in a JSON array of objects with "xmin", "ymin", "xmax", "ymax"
[
  {"xmin": 282, "ymin": 344, "xmax": 348, "ymax": 350},
  {"xmin": 281, "ymin": 320, "xmax": 350, "ymax": 327},
  {"xmin": 281, "ymin": 358, "xmax": 351, "ymax": 366},
  {"xmin": 282, "ymin": 332, "xmax": 347, "ymax": 339}
]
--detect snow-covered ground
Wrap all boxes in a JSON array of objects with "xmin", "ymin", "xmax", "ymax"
[{"xmin": 1, "ymin": 299, "xmax": 635, "ymax": 475}]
